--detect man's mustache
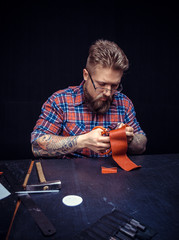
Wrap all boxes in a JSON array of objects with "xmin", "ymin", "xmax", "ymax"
[
  {"xmin": 92, "ymin": 93, "xmax": 112, "ymax": 102},
  {"xmin": 91, "ymin": 93, "xmax": 103, "ymax": 102}
]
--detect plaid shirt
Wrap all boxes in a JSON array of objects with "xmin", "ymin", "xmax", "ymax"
[{"xmin": 31, "ymin": 81, "xmax": 145, "ymax": 158}]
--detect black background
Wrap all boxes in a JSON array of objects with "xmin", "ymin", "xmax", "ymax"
[{"xmin": 0, "ymin": 1, "xmax": 178, "ymax": 160}]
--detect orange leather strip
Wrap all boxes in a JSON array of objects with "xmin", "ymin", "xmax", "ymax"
[
  {"xmin": 101, "ymin": 166, "xmax": 117, "ymax": 174},
  {"xmin": 109, "ymin": 125, "xmax": 141, "ymax": 171}
]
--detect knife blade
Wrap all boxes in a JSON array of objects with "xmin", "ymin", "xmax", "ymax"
[{"xmin": 16, "ymin": 190, "xmax": 59, "ymax": 194}]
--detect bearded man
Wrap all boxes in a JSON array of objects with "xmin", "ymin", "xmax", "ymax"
[{"xmin": 31, "ymin": 39, "xmax": 147, "ymax": 158}]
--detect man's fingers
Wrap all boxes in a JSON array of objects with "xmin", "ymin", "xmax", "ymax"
[
  {"xmin": 126, "ymin": 132, "xmax": 134, "ymax": 137},
  {"xmin": 99, "ymin": 136, "xmax": 110, "ymax": 143},
  {"xmin": 98, "ymin": 144, "xmax": 111, "ymax": 153},
  {"xmin": 126, "ymin": 126, "xmax": 133, "ymax": 132},
  {"xmin": 96, "ymin": 141, "xmax": 110, "ymax": 149},
  {"xmin": 125, "ymin": 126, "xmax": 134, "ymax": 143},
  {"xmin": 117, "ymin": 123, "xmax": 125, "ymax": 128},
  {"xmin": 126, "ymin": 127, "xmax": 134, "ymax": 135}
]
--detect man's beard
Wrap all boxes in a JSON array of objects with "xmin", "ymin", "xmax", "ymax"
[{"xmin": 84, "ymin": 84, "xmax": 113, "ymax": 114}]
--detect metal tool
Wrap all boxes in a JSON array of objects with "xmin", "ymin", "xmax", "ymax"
[
  {"xmin": 100, "ymin": 215, "xmax": 135, "ymax": 239},
  {"xmin": 35, "ymin": 161, "xmax": 61, "ymax": 190},
  {"xmin": 112, "ymin": 210, "xmax": 145, "ymax": 231},
  {"xmin": 16, "ymin": 190, "xmax": 59, "ymax": 194},
  {"xmin": 75, "ymin": 210, "xmax": 157, "ymax": 240},
  {"xmin": 106, "ymin": 214, "xmax": 137, "ymax": 238},
  {"xmin": 17, "ymin": 161, "xmax": 61, "ymax": 193},
  {"xmin": 2, "ymin": 163, "xmax": 57, "ymax": 237},
  {"xmin": 26, "ymin": 180, "xmax": 61, "ymax": 191}
]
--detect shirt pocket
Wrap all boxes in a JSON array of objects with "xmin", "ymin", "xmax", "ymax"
[{"xmin": 62, "ymin": 122, "xmax": 86, "ymax": 136}]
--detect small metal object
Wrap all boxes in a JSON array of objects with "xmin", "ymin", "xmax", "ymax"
[
  {"xmin": 119, "ymin": 226, "xmax": 135, "ymax": 238},
  {"xmin": 16, "ymin": 190, "xmax": 59, "ymax": 194},
  {"xmin": 112, "ymin": 210, "xmax": 146, "ymax": 231},
  {"xmin": 124, "ymin": 223, "xmax": 137, "ymax": 233},
  {"xmin": 130, "ymin": 219, "xmax": 145, "ymax": 231},
  {"xmin": 26, "ymin": 180, "xmax": 61, "ymax": 191}
]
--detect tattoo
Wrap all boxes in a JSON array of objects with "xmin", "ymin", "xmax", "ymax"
[
  {"xmin": 32, "ymin": 134, "xmax": 79, "ymax": 157},
  {"xmin": 127, "ymin": 134, "xmax": 147, "ymax": 155}
]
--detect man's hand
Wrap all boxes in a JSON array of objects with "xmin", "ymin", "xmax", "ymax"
[
  {"xmin": 117, "ymin": 123, "xmax": 134, "ymax": 143},
  {"xmin": 79, "ymin": 128, "xmax": 110, "ymax": 154},
  {"xmin": 116, "ymin": 123, "xmax": 147, "ymax": 154}
]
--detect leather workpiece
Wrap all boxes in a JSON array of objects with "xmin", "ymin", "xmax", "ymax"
[
  {"xmin": 101, "ymin": 166, "xmax": 117, "ymax": 174},
  {"xmin": 109, "ymin": 125, "xmax": 141, "ymax": 171},
  {"xmin": 93, "ymin": 125, "xmax": 141, "ymax": 172}
]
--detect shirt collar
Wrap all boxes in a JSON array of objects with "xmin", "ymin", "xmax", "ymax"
[{"xmin": 74, "ymin": 81, "xmax": 85, "ymax": 106}]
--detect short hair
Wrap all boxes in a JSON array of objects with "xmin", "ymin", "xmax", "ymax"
[{"xmin": 86, "ymin": 39, "xmax": 129, "ymax": 73}]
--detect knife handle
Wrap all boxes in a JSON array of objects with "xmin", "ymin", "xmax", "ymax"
[{"xmin": 36, "ymin": 162, "xmax": 46, "ymax": 183}]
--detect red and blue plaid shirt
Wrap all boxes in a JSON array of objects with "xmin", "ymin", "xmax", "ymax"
[{"xmin": 31, "ymin": 81, "xmax": 145, "ymax": 158}]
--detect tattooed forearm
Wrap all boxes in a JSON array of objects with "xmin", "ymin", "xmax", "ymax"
[
  {"xmin": 32, "ymin": 134, "xmax": 79, "ymax": 157},
  {"xmin": 127, "ymin": 134, "xmax": 147, "ymax": 155}
]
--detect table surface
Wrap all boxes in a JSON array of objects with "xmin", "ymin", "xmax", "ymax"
[{"xmin": 0, "ymin": 154, "xmax": 179, "ymax": 240}]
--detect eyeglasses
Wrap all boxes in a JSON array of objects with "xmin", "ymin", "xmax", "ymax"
[{"xmin": 86, "ymin": 69, "xmax": 123, "ymax": 95}]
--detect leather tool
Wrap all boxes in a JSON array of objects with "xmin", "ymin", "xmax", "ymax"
[
  {"xmin": 75, "ymin": 209, "xmax": 157, "ymax": 240},
  {"xmin": 4, "ymin": 162, "xmax": 57, "ymax": 238},
  {"xmin": 23, "ymin": 161, "xmax": 61, "ymax": 192},
  {"xmin": 17, "ymin": 161, "xmax": 58, "ymax": 235},
  {"xmin": 93, "ymin": 125, "xmax": 141, "ymax": 172},
  {"xmin": 16, "ymin": 161, "xmax": 61, "ymax": 194},
  {"xmin": 35, "ymin": 161, "xmax": 61, "ymax": 190},
  {"xmin": 18, "ymin": 193, "xmax": 56, "ymax": 236}
]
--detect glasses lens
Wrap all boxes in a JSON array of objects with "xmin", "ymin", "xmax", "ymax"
[
  {"xmin": 111, "ymin": 84, "xmax": 123, "ymax": 95},
  {"xmin": 95, "ymin": 88, "xmax": 116, "ymax": 95},
  {"xmin": 95, "ymin": 86, "xmax": 123, "ymax": 95},
  {"xmin": 95, "ymin": 88, "xmax": 104, "ymax": 94},
  {"xmin": 118, "ymin": 84, "xmax": 123, "ymax": 93}
]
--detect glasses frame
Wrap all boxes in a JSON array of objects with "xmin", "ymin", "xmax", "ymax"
[{"xmin": 86, "ymin": 69, "xmax": 123, "ymax": 94}]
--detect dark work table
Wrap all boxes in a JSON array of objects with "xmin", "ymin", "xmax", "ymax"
[{"xmin": 0, "ymin": 154, "xmax": 179, "ymax": 240}]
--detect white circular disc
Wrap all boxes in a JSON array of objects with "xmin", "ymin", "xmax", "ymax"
[{"xmin": 62, "ymin": 195, "xmax": 83, "ymax": 207}]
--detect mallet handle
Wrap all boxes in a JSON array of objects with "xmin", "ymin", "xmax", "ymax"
[{"xmin": 36, "ymin": 162, "xmax": 46, "ymax": 183}]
